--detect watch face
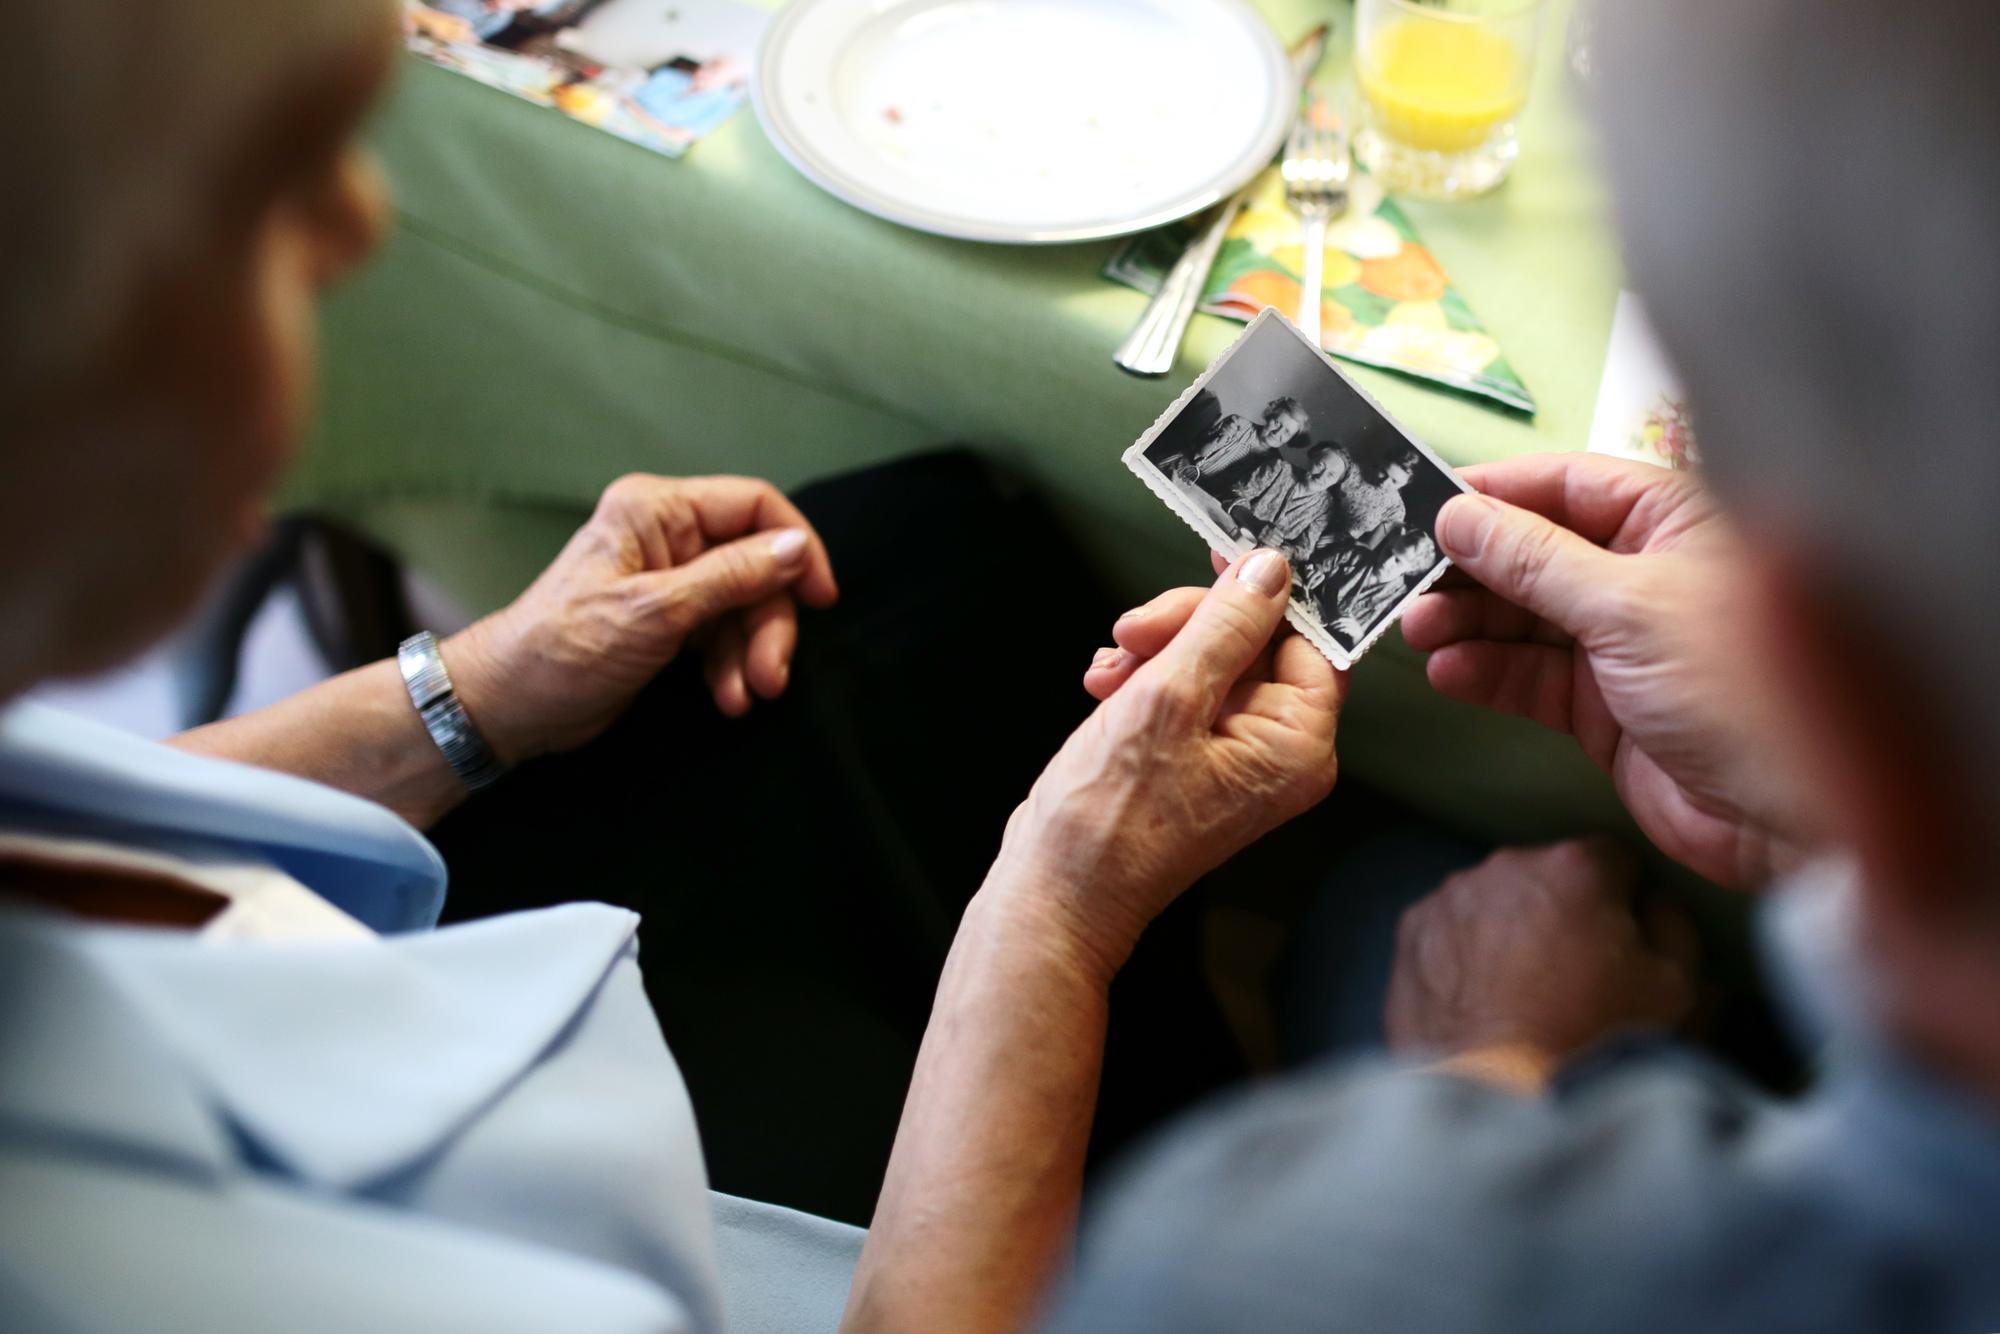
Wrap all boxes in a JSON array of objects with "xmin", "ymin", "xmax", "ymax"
[{"xmin": 398, "ymin": 635, "xmax": 451, "ymax": 710}]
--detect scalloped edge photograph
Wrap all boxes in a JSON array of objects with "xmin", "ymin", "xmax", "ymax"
[{"xmin": 1121, "ymin": 308, "xmax": 1471, "ymax": 670}]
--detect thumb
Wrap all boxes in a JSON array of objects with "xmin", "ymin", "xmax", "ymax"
[
  {"xmin": 1143, "ymin": 548, "xmax": 1294, "ymax": 717},
  {"xmin": 636, "ymin": 527, "xmax": 812, "ymax": 640},
  {"xmin": 1435, "ymin": 493, "xmax": 1622, "ymax": 636}
]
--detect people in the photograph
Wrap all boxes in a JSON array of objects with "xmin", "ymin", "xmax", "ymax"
[
  {"xmin": 1224, "ymin": 439, "xmax": 1349, "ymax": 565},
  {"xmin": 1309, "ymin": 524, "xmax": 1440, "ymax": 647},
  {"xmin": 618, "ymin": 55, "xmax": 750, "ymax": 148},
  {"xmin": 1168, "ymin": 394, "xmax": 1311, "ymax": 495},
  {"xmin": 1327, "ymin": 439, "xmax": 1416, "ymax": 549},
  {"xmin": 407, "ymin": 0, "xmax": 558, "ymax": 44}
]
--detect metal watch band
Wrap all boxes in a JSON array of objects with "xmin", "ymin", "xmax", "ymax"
[{"xmin": 396, "ymin": 632, "xmax": 506, "ymax": 792}]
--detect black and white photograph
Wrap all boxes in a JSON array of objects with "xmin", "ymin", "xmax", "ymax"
[{"xmin": 1124, "ymin": 309, "xmax": 1469, "ymax": 667}]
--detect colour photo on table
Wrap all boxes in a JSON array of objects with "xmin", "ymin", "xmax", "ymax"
[
  {"xmin": 402, "ymin": 0, "xmax": 767, "ymax": 158},
  {"xmin": 1124, "ymin": 310, "xmax": 1468, "ymax": 668}
]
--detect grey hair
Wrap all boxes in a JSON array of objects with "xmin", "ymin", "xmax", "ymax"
[
  {"xmin": 0, "ymin": 0, "xmax": 392, "ymax": 395},
  {"xmin": 1599, "ymin": 2, "xmax": 2000, "ymax": 830}
]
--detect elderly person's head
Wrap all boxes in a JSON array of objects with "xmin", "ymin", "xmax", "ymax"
[
  {"xmin": 0, "ymin": 0, "xmax": 397, "ymax": 702},
  {"xmin": 1601, "ymin": 1, "xmax": 2000, "ymax": 1052}
]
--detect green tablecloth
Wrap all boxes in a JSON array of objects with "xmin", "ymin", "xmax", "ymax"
[{"xmin": 297, "ymin": 0, "xmax": 1639, "ymax": 844}]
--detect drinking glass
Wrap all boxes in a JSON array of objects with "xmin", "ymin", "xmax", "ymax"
[{"xmin": 1353, "ymin": 0, "xmax": 1547, "ymax": 200}]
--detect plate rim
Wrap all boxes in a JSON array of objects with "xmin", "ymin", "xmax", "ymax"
[{"xmin": 751, "ymin": 0, "xmax": 1296, "ymax": 245}]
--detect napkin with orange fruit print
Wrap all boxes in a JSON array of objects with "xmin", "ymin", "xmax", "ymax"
[{"xmin": 1104, "ymin": 165, "xmax": 1534, "ymax": 414}]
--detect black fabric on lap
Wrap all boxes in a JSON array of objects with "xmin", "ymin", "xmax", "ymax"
[{"xmin": 429, "ymin": 450, "xmax": 1242, "ymax": 1225}]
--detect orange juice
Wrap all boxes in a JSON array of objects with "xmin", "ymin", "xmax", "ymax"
[{"xmin": 1360, "ymin": 18, "xmax": 1526, "ymax": 154}]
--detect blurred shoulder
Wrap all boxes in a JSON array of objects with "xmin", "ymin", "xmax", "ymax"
[{"xmin": 1047, "ymin": 1044, "xmax": 1865, "ymax": 1334}]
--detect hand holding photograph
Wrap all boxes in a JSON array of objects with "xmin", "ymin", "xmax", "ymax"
[{"xmin": 1123, "ymin": 309, "xmax": 1470, "ymax": 668}]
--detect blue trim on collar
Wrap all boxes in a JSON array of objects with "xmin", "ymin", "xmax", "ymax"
[{"xmin": 0, "ymin": 703, "xmax": 446, "ymax": 933}]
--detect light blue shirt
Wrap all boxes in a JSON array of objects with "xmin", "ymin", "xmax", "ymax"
[{"xmin": 0, "ymin": 704, "xmax": 861, "ymax": 1333}]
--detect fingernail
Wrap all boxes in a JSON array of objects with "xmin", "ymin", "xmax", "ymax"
[
  {"xmin": 1437, "ymin": 495, "xmax": 1496, "ymax": 558},
  {"xmin": 1091, "ymin": 646, "xmax": 1126, "ymax": 671},
  {"xmin": 769, "ymin": 528, "xmax": 809, "ymax": 567},
  {"xmin": 1236, "ymin": 549, "xmax": 1289, "ymax": 598},
  {"xmin": 1115, "ymin": 594, "xmax": 1157, "ymax": 626}
]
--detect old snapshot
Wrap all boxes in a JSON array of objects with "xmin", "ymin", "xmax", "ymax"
[{"xmin": 1124, "ymin": 309, "xmax": 1469, "ymax": 667}]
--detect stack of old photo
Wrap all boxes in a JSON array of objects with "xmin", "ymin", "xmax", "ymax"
[{"xmin": 1124, "ymin": 309, "xmax": 1469, "ymax": 669}]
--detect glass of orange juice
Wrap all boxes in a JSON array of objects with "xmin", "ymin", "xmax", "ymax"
[{"xmin": 1354, "ymin": 0, "xmax": 1546, "ymax": 200}]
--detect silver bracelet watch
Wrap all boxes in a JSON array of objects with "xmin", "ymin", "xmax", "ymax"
[{"xmin": 397, "ymin": 631, "xmax": 506, "ymax": 792}]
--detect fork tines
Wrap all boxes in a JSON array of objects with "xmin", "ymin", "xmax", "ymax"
[{"xmin": 1282, "ymin": 94, "xmax": 1350, "ymax": 216}]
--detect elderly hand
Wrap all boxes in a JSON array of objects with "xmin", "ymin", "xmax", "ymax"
[
  {"xmin": 989, "ymin": 550, "xmax": 1344, "ymax": 975},
  {"xmin": 448, "ymin": 473, "xmax": 837, "ymax": 764},
  {"xmin": 1403, "ymin": 453, "xmax": 1804, "ymax": 890},
  {"xmin": 1386, "ymin": 838, "xmax": 1696, "ymax": 1081}
]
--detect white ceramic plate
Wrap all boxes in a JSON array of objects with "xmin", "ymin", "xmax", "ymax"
[{"xmin": 753, "ymin": 0, "xmax": 1294, "ymax": 244}]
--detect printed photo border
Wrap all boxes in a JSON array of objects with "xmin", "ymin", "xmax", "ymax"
[{"xmin": 1121, "ymin": 307, "xmax": 1474, "ymax": 670}]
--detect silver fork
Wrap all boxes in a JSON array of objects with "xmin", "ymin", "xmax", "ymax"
[{"xmin": 1281, "ymin": 92, "xmax": 1350, "ymax": 348}]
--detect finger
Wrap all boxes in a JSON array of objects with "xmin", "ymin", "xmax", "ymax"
[
  {"xmin": 605, "ymin": 474, "xmax": 837, "ymax": 606},
  {"xmin": 1539, "ymin": 835, "xmax": 1642, "ymax": 904},
  {"xmin": 672, "ymin": 476, "xmax": 839, "ymax": 608},
  {"xmin": 1433, "ymin": 493, "xmax": 1625, "ymax": 639},
  {"xmin": 1426, "ymin": 640, "xmax": 1579, "ymax": 737},
  {"xmin": 1083, "ymin": 646, "xmax": 1143, "ymax": 701},
  {"xmin": 1226, "ymin": 630, "xmax": 1346, "ymax": 737},
  {"xmin": 595, "ymin": 474, "xmax": 699, "ymax": 568},
  {"xmin": 1640, "ymin": 887, "xmax": 1701, "ymax": 980},
  {"xmin": 1138, "ymin": 549, "xmax": 1294, "ymax": 718},
  {"xmin": 1456, "ymin": 453, "xmax": 1704, "ymax": 550},
  {"xmin": 630, "ymin": 526, "xmax": 816, "ymax": 642},
  {"xmin": 1210, "ymin": 549, "xmax": 1230, "ymax": 576},
  {"xmin": 1642, "ymin": 927, "xmax": 1699, "ymax": 1021},
  {"xmin": 1090, "ymin": 587, "xmax": 1212, "ymax": 700},
  {"xmin": 701, "ymin": 620, "xmax": 752, "ymax": 718},
  {"xmin": 1217, "ymin": 636, "xmax": 1285, "ymax": 718},
  {"xmin": 1402, "ymin": 586, "xmax": 1570, "ymax": 652},
  {"xmin": 1224, "ymin": 636, "xmax": 1352, "ymax": 732},
  {"xmin": 1111, "ymin": 587, "xmax": 1208, "ymax": 657},
  {"xmin": 1243, "ymin": 635, "xmax": 1281, "ymax": 686},
  {"xmin": 742, "ymin": 595, "xmax": 797, "ymax": 700},
  {"xmin": 1270, "ymin": 632, "xmax": 1346, "ymax": 712}
]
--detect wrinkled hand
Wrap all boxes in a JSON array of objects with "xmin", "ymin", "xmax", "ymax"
[
  {"xmin": 449, "ymin": 473, "xmax": 837, "ymax": 763},
  {"xmin": 1404, "ymin": 453, "xmax": 1803, "ymax": 890},
  {"xmin": 993, "ymin": 550, "xmax": 1344, "ymax": 974},
  {"xmin": 1386, "ymin": 838, "xmax": 1696, "ymax": 1068}
]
